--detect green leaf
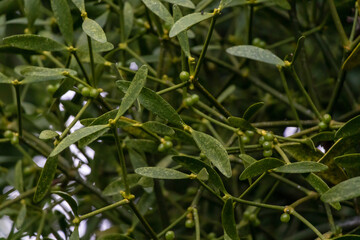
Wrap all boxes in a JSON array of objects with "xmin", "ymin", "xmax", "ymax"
[
  {"xmin": 52, "ymin": 191, "xmax": 78, "ymax": 216},
  {"xmin": 116, "ymin": 81, "xmax": 184, "ymax": 126},
  {"xmin": 135, "ymin": 167, "xmax": 189, "ymax": 179},
  {"xmin": 321, "ymin": 176, "xmax": 360, "ymax": 203},
  {"xmin": 77, "ymin": 40, "xmax": 114, "ymax": 53},
  {"xmin": 142, "ymin": 121, "xmax": 175, "ymax": 136},
  {"xmin": 70, "ymin": 226, "xmax": 79, "ymax": 240},
  {"xmin": 311, "ymin": 131, "xmax": 335, "ymax": 144},
  {"xmin": 89, "ymin": 109, "xmax": 117, "ymax": 126},
  {"xmin": 49, "ymin": 125, "xmax": 109, "ymax": 157},
  {"xmin": 162, "ymin": 0, "xmax": 195, "ymax": 8},
  {"xmin": 342, "ymin": 41, "xmax": 360, "ymax": 70},
  {"xmin": 3, "ymin": 34, "xmax": 67, "ymax": 52},
  {"xmin": 239, "ymin": 158, "xmax": 284, "ymax": 180},
  {"xmin": 103, "ymin": 175, "xmax": 142, "ymax": 196},
  {"xmin": 142, "ymin": 0, "xmax": 174, "ymax": 24},
  {"xmin": 169, "ymin": 12, "xmax": 213, "ymax": 38},
  {"xmin": 82, "ymin": 18, "xmax": 107, "ymax": 43},
  {"xmin": 243, "ymin": 102, "xmax": 264, "ymax": 121},
  {"xmin": 123, "ymin": 2, "xmax": 134, "ymax": 40},
  {"xmin": 39, "ymin": 130, "xmax": 59, "ymax": 140},
  {"xmin": 334, "ymin": 154, "xmax": 360, "ymax": 168},
  {"xmin": 281, "ymin": 143, "xmax": 323, "ymax": 162},
  {"xmin": 227, "ymin": 116, "xmax": 255, "ymax": 131},
  {"xmin": 335, "ymin": 115, "xmax": 360, "ymax": 139},
  {"xmin": 71, "ymin": 0, "xmax": 85, "ymax": 12},
  {"xmin": 192, "ymin": 130, "xmax": 232, "ymax": 178},
  {"xmin": 51, "ymin": 0, "xmax": 73, "ymax": 45},
  {"xmin": 34, "ymin": 156, "xmax": 58, "ymax": 203},
  {"xmin": 125, "ymin": 139, "xmax": 158, "ymax": 153},
  {"xmin": 116, "ymin": 65, "xmax": 148, "ymax": 118},
  {"xmin": 222, "ymin": 199, "xmax": 239, "ymax": 240},
  {"xmin": 18, "ymin": 67, "xmax": 77, "ymax": 83},
  {"xmin": 173, "ymin": 5, "xmax": 191, "ymax": 57},
  {"xmin": 24, "ymin": 0, "xmax": 41, "ymax": 28},
  {"xmin": 238, "ymin": 154, "xmax": 256, "ymax": 167},
  {"xmin": 0, "ymin": 72, "xmax": 12, "ymax": 84},
  {"xmin": 226, "ymin": 45, "xmax": 285, "ymax": 66},
  {"xmin": 274, "ymin": 162, "xmax": 328, "ymax": 173},
  {"xmin": 78, "ymin": 128, "xmax": 109, "ymax": 148},
  {"xmin": 98, "ymin": 234, "xmax": 135, "ymax": 240},
  {"xmin": 54, "ymin": 78, "xmax": 75, "ymax": 98},
  {"xmin": 272, "ymin": 0, "xmax": 291, "ymax": 10},
  {"xmin": 305, "ymin": 173, "xmax": 341, "ymax": 210},
  {"xmin": 219, "ymin": 0, "xmax": 233, "ymax": 9},
  {"xmin": 14, "ymin": 160, "xmax": 23, "ymax": 192},
  {"xmin": 197, "ymin": 168, "xmax": 209, "ymax": 181},
  {"xmin": 172, "ymin": 155, "xmax": 227, "ymax": 193},
  {"xmin": 15, "ymin": 202, "xmax": 27, "ymax": 228}
]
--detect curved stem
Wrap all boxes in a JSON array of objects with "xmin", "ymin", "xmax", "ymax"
[{"xmin": 79, "ymin": 199, "xmax": 129, "ymax": 221}]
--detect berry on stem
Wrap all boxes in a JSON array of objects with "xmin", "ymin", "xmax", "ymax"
[
  {"xmin": 241, "ymin": 135, "xmax": 250, "ymax": 144},
  {"xmin": 245, "ymin": 130, "xmax": 254, "ymax": 137},
  {"xmin": 262, "ymin": 141, "xmax": 272, "ymax": 150},
  {"xmin": 318, "ymin": 121, "xmax": 328, "ymax": 131},
  {"xmin": 185, "ymin": 219, "xmax": 194, "ymax": 228},
  {"xmin": 264, "ymin": 132, "xmax": 274, "ymax": 141},
  {"xmin": 81, "ymin": 87, "xmax": 91, "ymax": 97},
  {"xmin": 258, "ymin": 136, "xmax": 265, "ymax": 145},
  {"xmin": 179, "ymin": 71, "xmax": 190, "ymax": 82},
  {"xmin": 263, "ymin": 149, "xmax": 273, "ymax": 157},
  {"xmin": 4, "ymin": 130, "xmax": 13, "ymax": 139},
  {"xmin": 165, "ymin": 230, "xmax": 175, "ymax": 240},
  {"xmin": 90, "ymin": 88, "xmax": 99, "ymax": 98},
  {"xmin": 323, "ymin": 114, "xmax": 332, "ymax": 124},
  {"xmin": 280, "ymin": 213, "xmax": 291, "ymax": 223}
]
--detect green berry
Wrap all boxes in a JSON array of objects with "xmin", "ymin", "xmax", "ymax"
[
  {"xmin": 263, "ymin": 149, "xmax": 273, "ymax": 157},
  {"xmin": 185, "ymin": 219, "xmax": 194, "ymax": 228},
  {"xmin": 158, "ymin": 143, "xmax": 166, "ymax": 152},
  {"xmin": 179, "ymin": 71, "xmax": 190, "ymax": 82},
  {"xmin": 184, "ymin": 97, "xmax": 193, "ymax": 107},
  {"xmin": 190, "ymin": 94, "xmax": 199, "ymax": 104},
  {"xmin": 165, "ymin": 230, "xmax": 175, "ymax": 240},
  {"xmin": 164, "ymin": 140, "xmax": 173, "ymax": 149},
  {"xmin": 280, "ymin": 213, "xmax": 291, "ymax": 223},
  {"xmin": 252, "ymin": 38, "xmax": 262, "ymax": 47},
  {"xmin": 249, "ymin": 213, "xmax": 257, "ymax": 222},
  {"xmin": 11, "ymin": 135, "xmax": 19, "ymax": 145},
  {"xmin": 4, "ymin": 130, "xmax": 13, "ymax": 139},
  {"xmin": 81, "ymin": 87, "xmax": 91, "ymax": 97},
  {"xmin": 200, "ymin": 152, "xmax": 206, "ymax": 159},
  {"xmin": 258, "ymin": 136, "xmax": 265, "ymax": 145},
  {"xmin": 264, "ymin": 132, "xmax": 274, "ymax": 141},
  {"xmin": 245, "ymin": 130, "xmax": 254, "ymax": 137},
  {"xmin": 262, "ymin": 141, "xmax": 272, "ymax": 150},
  {"xmin": 207, "ymin": 232, "xmax": 216, "ymax": 239},
  {"xmin": 318, "ymin": 121, "xmax": 328, "ymax": 131},
  {"xmin": 47, "ymin": 84, "xmax": 57, "ymax": 94},
  {"xmin": 241, "ymin": 135, "xmax": 250, "ymax": 144},
  {"xmin": 77, "ymin": 84, "xmax": 85, "ymax": 90},
  {"xmin": 243, "ymin": 210, "xmax": 252, "ymax": 219},
  {"xmin": 323, "ymin": 114, "xmax": 332, "ymax": 124},
  {"xmin": 90, "ymin": 88, "xmax": 99, "ymax": 98}
]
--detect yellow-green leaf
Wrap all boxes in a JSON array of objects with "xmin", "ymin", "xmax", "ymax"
[
  {"xmin": 142, "ymin": 121, "xmax": 175, "ymax": 136},
  {"xmin": 274, "ymin": 162, "xmax": 328, "ymax": 173},
  {"xmin": 39, "ymin": 130, "xmax": 59, "ymax": 140},
  {"xmin": 71, "ymin": 0, "xmax": 85, "ymax": 12},
  {"xmin": 142, "ymin": 0, "xmax": 174, "ymax": 24},
  {"xmin": 173, "ymin": 5, "xmax": 191, "ymax": 57},
  {"xmin": 135, "ymin": 167, "xmax": 189, "ymax": 179},
  {"xmin": 321, "ymin": 176, "xmax": 360, "ymax": 203},
  {"xmin": 3, "ymin": 34, "xmax": 67, "ymax": 52},
  {"xmin": 239, "ymin": 158, "xmax": 284, "ymax": 180},
  {"xmin": 14, "ymin": 160, "xmax": 23, "ymax": 192},
  {"xmin": 169, "ymin": 12, "xmax": 213, "ymax": 38},
  {"xmin": 82, "ymin": 18, "xmax": 107, "ymax": 43},
  {"xmin": 243, "ymin": 102, "xmax": 264, "ymax": 121},
  {"xmin": 162, "ymin": 0, "xmax": 195, "ymax": 8},
  {"xmin": 51, "ymin": 0, "xmax": 73, "ymax": 45},
  {"xmin": 335, "ymin": 115, "xmax": 360, "ymax": 139}
]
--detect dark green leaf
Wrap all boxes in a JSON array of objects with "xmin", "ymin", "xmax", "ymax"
[
  {"xmin": 272, "ymin": 0, "xmax": 291, "ymax": 10},
  {"xmin": 334, "ymin": 154, "xmax": 360, "ymax": 168},
  {"xmin": 125, "ymin": 139, "xmax": 158, "ymax": 153},
  {"xmin": 14, "ymin": 160, "xmax": 23, "ymax": 192},
  {"xmin": 123, "ymin": 2, "xmax": 134, "ymax": 40},
  {"xmin": 24, "ymin": 0, "xmax": 41, "ymax": 28},
  {"xmin": 342, "ymin": 41, "xmax": 360, "ymax": 70},
  {"xmin": 142, "ymin": 121, "xmax": 175, "ymax": 136},
  {"xmin": 226, "ymin": 45, "xmax": 285, "ymax": 66},
  {"xmin": 162, "ymin": 0, "xmax": 195, "ymax": 8},
  {"xmin": 321, "ymin": 176, "xmax": 360, "ymax": 203},
  {"xmin": 135, "ymin": 167, "xmax": 189, "ymax": 179},
  {"xmin": 173, "ymin": 5, "xmax": 191, "ymax": 57},
  {"xmin": 219, "ymin": 0, "xmax": 233, "ymax": 9},
  {"xmin": 274, "ymin": 162, "xmax": 328, "ymax": 173},
  {"xmin": 238, "ymin": 154, "xmax": 256, "ymax": 167},
  {"xmin": 239, "ymin": 158, "xmax": 284, "ymax": 180},
  {"xmin": 335, "ymin": 115, "xmax": 360, "ymax": 139},
  {"xmin": 281, "ymin": 143, "xmax": 323, "ymax": 162},
  {"xmin": 169, "ymin": 12, "xmax": 213, "ymax": 38},
  {"xmin": 173, "ymin": 155, "xmax": 227, "ymax": 193},
  {"xmin": 227, "ymin": 116, "xmax": 255, "ymax": 131},
  {"xmin": 142, "ymin": 0, "xmax": 174, "ymax": 24},
  {"xmin": 222, "ymin": 199, "xmax": 239, "ymax": 240},
  {"xmin": 71, "ymin": 0, "xmax": 85, "ymax": 12},
  {"xmin": 3, "ymin": 34, "xmax": 67, "ymax": 52},
  {"xmin": 192, "ymin": 130, "xmax": 232, "ymax": 178},
  {"xmin": 197, "ymin": 168, "xmax": 209, "ymax": 181},
  {"xmin": 243, "ymin": 102, "xmax": 264, "ymax": 121},
  {"xmin": 311, "ymin": 131, "xmax": 334, "ymax": 144},
  {"xmin": 34, "ymin": 156, "xmax": 58, "ymax": 203},
  {"xmin": 52, "ymin": 191, "xmax": 78, "ymax": 216},
  {"xmin": 117, "ymin": 81, "xmax": 184, "ymax": 126},
  {"xmin": 103, "ymin": 174, "xmax": 142, "ymax": 196},
  {"xmin": 89, "ymin": 109, "xmax": 117, "ymax": 126},
  {"xmin": 49, "ymin": 125, "xmax": 109, "ymax": 157},
  {"xmin": 116, "ymin": 65, "xmax": 148, "ymax": 118},
  {"xmin": 15, "ymin": 203, "xmax": 26, "ymax": 228},
  {"xmin": 78, "ymin": 128, "xmax": 109, "ymax": 148},
  {"xmin": 305, "ymin": 173, "xmax": 341, "ymax": 210},
  {"xmin": 53, "ymin": 78, "xmax": 75, "ymax": 98},
  {"xmin": 51, "ymin": 0, "xmax": 73, "ymax": 45},
  {"xmin": 39, "ymin": 130, "xmax": 59, "ymax": 140},
  {"xmin": 82, "ymin": 18, "xmax": 107, "ymax": 43}
]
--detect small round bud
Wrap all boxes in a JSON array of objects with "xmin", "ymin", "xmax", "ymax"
[
  {"xmin": 258, "ymin": 136, "xmax": 265, "ymax": 145},
  {"xmin": 4, "ymin": 130, "xmax": 13, "ymax": 139},
  {"xmin": 323, "ymin": 114, "xmax": 332, "ymax": 124},
  {"xmin": 90, "ymin": 88, "xmax": 99, "ymax": 98},
  {"xmin": 165, "ymin": 231, "xmax": 175, "ymax": 240},
  {"xmin": 81, "ymin": 87, "xmax": 91, "ymax": 97},
  {"xmin": 241, "ymin": 135, "xmax": 250, "ymax": 144},
  {"xmin": 245, "ymin": 130, "xmax": 255, "ymax": 137},
  {"xmin": 11, "ymin": 135, "xmax": 19, "ymax": 145},
  {"xmin": 185, "ymin": 219, "xmax": 194, "ymax": 228},
  {"xmin": 263, "ymin": 149, "xmax": 273, "ymax": 157},
  {"xmin": 262, "ymin": 141, "xmax": 272, "ymax": 150},
  {"xmin": 280, "ymin": 213, "xmax": 291, "ymax": 223},
  {"xmin": 318, "ymin": 121, "xmax": 328, "ymax": 131},
  {"xmin": 179, "ymin": 71, "xmax": 190, "ymax": 82},
  {"xmin": 264, "ymin": 132, "xmax": 274, "ymax": 141},
  {"xmin": 158, "ymin": 143, "xmax": 166, "ymax": 152}
]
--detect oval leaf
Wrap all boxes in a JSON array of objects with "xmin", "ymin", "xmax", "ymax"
[
  {"xmin": 192, "ymin": 130, "xmax": 232, "ymax": 178},
  {"xmin": 52, "ymin": 191, "xmax": 78, "ymax": 216},
  {"xmin": 335, "ymin": 115, "xmax": 360, "ymax": 139},
  {"xmin": 239, "ymin": 158, "xmax": 284, "ymax": 180},
  {"xmin": 14, "ymin": 160, "xmax": 24, "ymax": 192},
  {"xmin": 222, "ymin": 199, "xmax": 239, "ymax": 240},
  {"xmin": 34, "ymin": 156, "xmax": 58, "ymax": 203},
  {"xmin": 197, "ymin": 168, "xmax": 209, "ymax": 181},
  {"xmin": 123, "ymin": 2, "xmax": 134, "ymax": 40},
  {"xmin": 321, "ymin": 176, "xmax": 360, "ymax": 203},
  {"xmin": 169, "ymin": 12, "xmax": 213, "ymax": 38},
  {"xmin": 116, "ymin": 65, "xmax": 148, "ymax": 118},
  {"xmin": 3, "ymin": 34, "xmax": 66, "ymax": 52},
  {"xmin": 49, "ymin": 125, "xmax": 109, "ymax": 157},
  {"xmin": 227, "ymin": 116, "xmax": 255, "ymax": 131},
  {"xmin": 125, "ymin": 139, "xmax": 158, "ymax": 153},
  {"xmin": 142, "ymin": 0, "xmax": 173, "ymax": 24},
  {"xmin": 78, "ymin": 127, "xmax": 109, "ymax": 148},
  {"xmin": 173, "ymin": 155, "xmax": 227, "ymax": 193},
  {"xmin": 82, "ymin": 18, "xmax": 107, "ymax": 43},
  {"xmin": 39, "ymin": 130, "xmax": 59, "ymax": 140},
  {"xmin": 71, "ymin": 0, "xmax": 85, "ymax": 12},
  {"xmin": 70, "ymin": 226, "xmax": 79, "ymax": 240},
  {"xmin": 135, "ymin": 167, "xmax": 189, "ymax": 179},
  {"xmin": 243, "ymin": 102, "xmax": 264, "ymax": 121},
  {"xmin": 162, "ymin": 0, "xmax": 195, "ymax": 8},
  {"xmin": 226, "ymin": 45, "xmax": 285, "ymax": 66},
  {"xmin": 334, "ymin": 154, "xmax": 360, "ymax": 168},
  {"xmin": 142, "ymin": 121, "xmax": 175, "ymax": 136},
  {"xmin": 274, "ymin": 162, "xmax": 328, "ymax": 173},
  {"xmin": 0, "ymin": 72, "xmax": 12, "ymax": 84},
  {"xmin": 51, "ymin": 0, "xmax": 73, "ymax": 45},
  {"xmin": 15, "ymin": 203, "xmax": 27, "ymax": 228},
  {"xmin": 24, "ymin": 0, "xmax": 41, "ymax": 28},
  {"xmin": 173, "ymin": 5, "xmax": 191, "ymax": 57},
  {"xmin": 103, "ymin": 175, "xmax": 142, "ymax": 196},
  {"xmin": 116, "ymin": 80, "xmax": 183, "ymax": 126}
]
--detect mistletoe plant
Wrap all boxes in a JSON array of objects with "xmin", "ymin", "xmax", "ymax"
[{"xmin": 1, "ymin": 0, "xmax": 360, "ymax": 239}]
